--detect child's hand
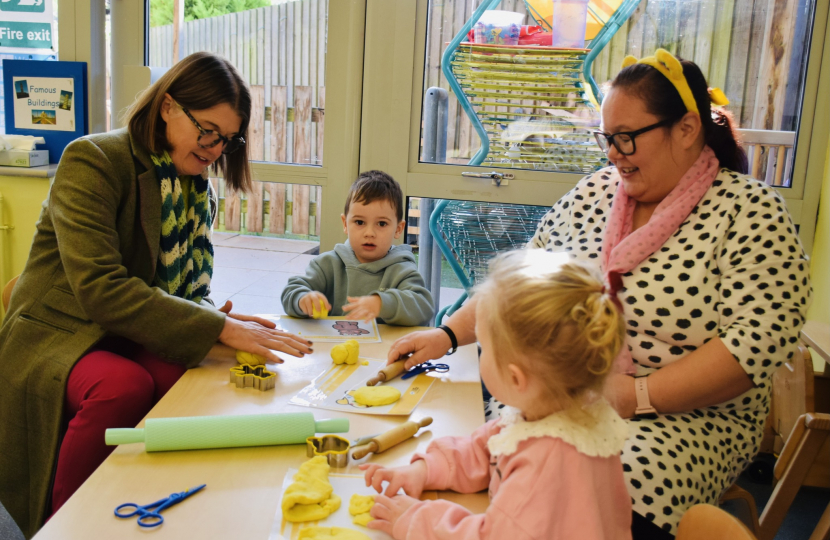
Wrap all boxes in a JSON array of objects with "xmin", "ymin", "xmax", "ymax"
[
  {"xmin": 342, "ymin": 295, "xmax": 382, "ymax": 323},
  {"xmin": 299, "ymin": 292, "xmax": 331, "ymax": 318},
  {"xmin": 360, "ymin": 461, "xmax": 428, "ymax": 498},
  {"xmin": 367, "ymin": 494, "xmax": 420, "ymax": 536}
]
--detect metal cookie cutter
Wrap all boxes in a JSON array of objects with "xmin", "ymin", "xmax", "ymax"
[
  {"xmin": 306, "ymin": 435, "xmax": 350, "ymax": 468},
  {"xmin": 229, "ymin": 364, "xmax": 276, "ymax": 391}
]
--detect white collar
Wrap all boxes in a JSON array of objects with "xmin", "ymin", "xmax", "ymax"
[{"xmin": 487, "ymin": 399, "xmax": 630, "ymax": 458}]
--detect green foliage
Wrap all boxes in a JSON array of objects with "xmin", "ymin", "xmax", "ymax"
[{"xmin": 150, "ymin": 0, "xmax": 270, "ymax": 27}]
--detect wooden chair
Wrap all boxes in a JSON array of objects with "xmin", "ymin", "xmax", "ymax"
[
  {"xmin": 720, "ymin": 322, "xmax": 830, "ymax": 540},
  {"xmin": 2, "ymin": 274, "xmax": 18, "ymax": 312},
  {"xmin": 676, "ymin": 504, "xmax": 757, "ymax": 540},
  {"xmin": 736, "ymin": 128, "xmax": 796, "ymax": 187},
  {"xmin": 757, "ymin": 412, "xmax": 830, "ymax": 540}
]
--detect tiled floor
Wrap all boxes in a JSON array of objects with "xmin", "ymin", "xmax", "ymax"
[{"xmin": 211, "ymin": 232, "xmax": 464, "ymax": 318}]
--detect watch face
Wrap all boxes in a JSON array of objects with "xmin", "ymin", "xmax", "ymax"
[{"xmin": 634, "ymin": 412, "xmax": 659, "ymax": 420}]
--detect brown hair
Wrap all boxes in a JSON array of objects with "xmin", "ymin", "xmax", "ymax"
[
  {"xmin": 125, "ymin": 52, "xmax": 253, "ymax": 192},
  {"xmin": 475, "ymin": 250, "xmax": 625, "ymax": 406},
  {"xmin": 344, "ymin": 170, "xmax": 404, "ymax": 222},
  {"xmin": 610, "ymin": 57, "xmax": 748, "ymax": 174}
]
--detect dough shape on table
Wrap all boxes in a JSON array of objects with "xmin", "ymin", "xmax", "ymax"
[
  {"xmin": 235, "ymin": 350, "xmax": 268, "ymax": 365},
  {"xmin": 352, "ymin": 386, "xmax": 401, "ymax": 406},
  {"xmin": 282, "ymin": 456, "xmax": 342, "ymax": 522},
  {"xmin": 348, "ymin": 494, "xmax": 375, "ymax": 527},
  {"xmin": 331, "ymin": 340, "xmax": 359, "ymax": 365},
  {"xmin": 298, "ymin": 527, "xmax": 371, "ymax": 540}
]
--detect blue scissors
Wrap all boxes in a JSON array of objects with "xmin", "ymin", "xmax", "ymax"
[
  {"xmin": 401, "ymin": 362, "xmax": 450, "ymax": 379},
  {"xmin": 114, "ymin": 484, "xmax": 206, "ymax": 527}
]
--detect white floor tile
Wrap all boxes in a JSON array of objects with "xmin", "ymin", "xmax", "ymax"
[
  {"xmin": 212, "ymin": 232, "xmax": 240, "ymax": 244},
  {"xmin": 271, "ymin": 254, "xmax": 317, "ymax": 274},
  {"xmin": 237, "ymin": 271, "xmax": 299, "ymax": 298},
  {"xmin": 224, "ymin": 293, "xmax": 286, "ymax": 317},
  {"xmin": 209, "ymin": 267, "xmax": 269, "ymax": 295},
  {"xmin": 219, "ymin": 235, "xmax": 318, "ymax": 253},
  {"xmin": 214, "ymin": 246, "xmax": 298, "ymax": 271}
]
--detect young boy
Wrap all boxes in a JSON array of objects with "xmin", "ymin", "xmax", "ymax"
[{"xmin": 281, "ymin": 170, "xmax": 435, "ymax": 327}]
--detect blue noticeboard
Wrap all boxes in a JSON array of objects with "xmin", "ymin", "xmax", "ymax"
[{"xmin": 2, "ymin": 59, "xmax": 87, "ymax": 163}]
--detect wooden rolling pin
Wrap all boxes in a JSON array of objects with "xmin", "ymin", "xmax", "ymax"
[
  {"xmin": 366, "ymin": 360, "xmax": 408, "ymax": 386},
  {"xmin": 351, "ymin": 417, "xmax": 433, "ymax": 460}
]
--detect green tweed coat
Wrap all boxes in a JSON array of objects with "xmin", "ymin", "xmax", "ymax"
[{"xmin": 0, "ymin": 128, "xmax": 226, "ymax": 538}]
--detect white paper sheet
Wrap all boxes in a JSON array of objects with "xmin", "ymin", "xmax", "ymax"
[{"xmin": 289, "ymin": 359, "xmax": 437, "ymax": 416}]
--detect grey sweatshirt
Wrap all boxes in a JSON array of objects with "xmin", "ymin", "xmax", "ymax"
[{"xmin": 281, "ymin": 242, "xmax": 435, "ymax": 326}]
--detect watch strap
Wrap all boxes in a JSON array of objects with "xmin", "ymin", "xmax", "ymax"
[
  {"xmin": 634, "ymin": 377, "xmax": 657, "ymax": 416},
  {"xmin": 438, "ymin": 324, "xmax": 458, "ymax": 355}
]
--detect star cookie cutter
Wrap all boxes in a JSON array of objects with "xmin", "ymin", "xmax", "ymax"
[
  {"xmin": 306, "ymin": 435, "xmax": 350, "ymax": 468},
  {"xmin": 229, "ymin": 363, "xmax": 276, "ymax": 391}
]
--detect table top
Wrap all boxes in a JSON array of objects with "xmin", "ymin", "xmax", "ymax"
[{"xmin": 34, "ymin": 324, "xmax": 487, "ymax": 539}]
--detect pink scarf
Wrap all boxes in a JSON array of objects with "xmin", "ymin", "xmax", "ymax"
[{"xmin": 602, "ymin": 146, "xmax": 720, "ymax": 373}]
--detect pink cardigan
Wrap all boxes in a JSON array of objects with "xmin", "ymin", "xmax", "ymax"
[{"xmin": 392, "ymin": 403, "xmax": 632, "ymax": 540}]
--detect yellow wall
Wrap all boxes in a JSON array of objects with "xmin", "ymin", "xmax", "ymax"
[
  {"xmin": 0, "ymin": 175, "xmax": 51, "ymax": 294},
  {"xmin": 808, "ymin": 138, "xmax": 829, "ymax": 325}
]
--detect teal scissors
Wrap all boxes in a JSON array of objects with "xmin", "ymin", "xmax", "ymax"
[
  {"xmin": 401, "ymin": 362, "xmax": 450, "ymax": 379},
  {"xmin": 114, "ymin": 484, "xmax": 206, "ymax": 527}
]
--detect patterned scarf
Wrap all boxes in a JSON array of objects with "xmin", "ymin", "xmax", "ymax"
[
  {"xmin": 602, "ymin": 145, "xmax": 720, "ymax": 372},
  {"xmin": 151, "ymin": 151, "xmax": 214, "ymax": 303}
]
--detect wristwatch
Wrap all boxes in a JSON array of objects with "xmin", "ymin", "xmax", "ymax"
[
  {"xmin": 437, "ymin": 324, "xmax": 457, "ymax": 356},
  {"xmin": 634, "ymin": 377, "xmax": 658, "ymax": 418}
]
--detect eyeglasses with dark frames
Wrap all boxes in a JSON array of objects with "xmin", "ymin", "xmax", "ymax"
[
  {"xmin": 175, "ymin": 101, "xmax": 246, "ymax": 155},
  {"xmin": 592, "ymin": 118, "xmax": 675, "ymax": 156}
]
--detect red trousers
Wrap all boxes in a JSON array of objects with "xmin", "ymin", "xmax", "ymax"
[{"xmin": 50, "ymin": 339, "xmax": 186, "ymax": 515}]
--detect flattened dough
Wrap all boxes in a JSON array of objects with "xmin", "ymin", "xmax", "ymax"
[
  {"xmin": 298, "ymin": 527, "xmax": 371, "ymax": 540},
  {"xmin": 282, "ymin": 456, "xmax": 341, "ymax": 522},
  {"xmin": 235, "ymin": 350, "xmax": 268, "ymax": 365},
  {"xmin": 352, "ymin": 386, "xmax": 401, "ymax": 406},
  {"xmin": 348, "ymin": 494, "xmax": 375, "ymax": 527}
]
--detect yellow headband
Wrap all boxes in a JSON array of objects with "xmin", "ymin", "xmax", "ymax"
[{"xmin": 621, "ymin": 49, "xmax": 729, "ymax": 115}]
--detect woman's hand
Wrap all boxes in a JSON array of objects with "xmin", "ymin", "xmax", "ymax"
[
  {"xmin": 360, "ymin": 461, "xmax": 428, "ymax": 498},
  {"xmin": 218, "ymin": 302, "xmax": 312, "ymax": 363},
  {"xmin": 386, "ymin": 328, "xmax": 452, "ymax": 369},
  {"xmin": 298, "ymin": 292, "xmax": 332, "ymax": 318},
  {"xmin": 343, "ymin": 295, "xmax": 382, "ymax": 323},
  {"xmin": 367, "ymin": 494, "xmax": 420, "ymax": 536}
]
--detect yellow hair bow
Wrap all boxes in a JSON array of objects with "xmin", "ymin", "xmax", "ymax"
[{"xmin": 708, "ymin": 87, "xmax": 729, "ymax": 107}]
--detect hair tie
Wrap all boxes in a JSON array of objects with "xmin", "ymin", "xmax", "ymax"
[{"xmin": 708, "ymin": 87, "xmax": 729, "ymax": 106}]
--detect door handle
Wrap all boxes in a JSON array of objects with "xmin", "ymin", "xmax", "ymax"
[{"xmin": 460, "ymin": 171, "xmax": 514, "ymax": 186}]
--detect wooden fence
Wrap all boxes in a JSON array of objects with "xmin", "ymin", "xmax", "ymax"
[
  {"xmin": 150, "ymin": 0, "xmax": 328, "ymax": 238},
  {"xmin": 425, "ymin": 0, "xmax": 809, "ymax": 184}
]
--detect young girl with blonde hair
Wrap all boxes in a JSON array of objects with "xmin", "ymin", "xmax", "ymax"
[{"xmin": 361, "ymin": 249, "xmax": 633, "ymax": 540}]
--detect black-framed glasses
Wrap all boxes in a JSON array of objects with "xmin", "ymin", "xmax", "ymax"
[
  {"xmin": 177, "ymin": 102, "xmax": 246, "ymax": 155},
  {"xmin": 592, "ymin": 118, "xmax": 675, "ymax": 156}
]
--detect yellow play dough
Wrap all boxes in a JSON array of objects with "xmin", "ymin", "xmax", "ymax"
[
  {"xmin": 298, "ymin": 527, "xmax": 371, "ymax": 540},
  {"xmin": 352, "ymin": 386, "xmax": 401, "ymax": 406},
  {"xmin": 331, "ymin": 340, "xmax": 359, "ymax": 365},
  {"xmin": 235, "ymin": 350, "xmax": 268, "ymax": 365},
  {"xmin": 312, "ymin": 299, "xmax": 329, "ymax": 319},
  {"xmin": 348, "ymin": 494, "xmax": 375, "ymax": 527},
  {"xmin": 282, "ymin": 456, "xmax": 342, "ymax": 522}
]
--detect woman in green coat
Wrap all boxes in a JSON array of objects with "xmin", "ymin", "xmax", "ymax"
[{"xmin": 0, "ymin": 52, "xmax": 312, "ymax": 538}]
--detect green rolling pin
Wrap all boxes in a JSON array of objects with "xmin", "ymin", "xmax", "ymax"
[{"xmin": 105, "ymin": 412, "xmax": 349, "ymax": 452}]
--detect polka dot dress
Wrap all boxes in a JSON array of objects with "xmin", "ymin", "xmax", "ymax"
[{"xmin": 484, "ymin": 168, "xmax": 812, "ymax": 534}]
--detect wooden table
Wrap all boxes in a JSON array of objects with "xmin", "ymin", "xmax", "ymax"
[{"xmin": 34, "ymin": 325, "xmax": 487, "ymax": 539}]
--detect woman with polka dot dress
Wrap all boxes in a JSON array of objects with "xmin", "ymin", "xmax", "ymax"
[{"xmin": 385, "ymin": 49, "xmax": 811, "ymax": 539}]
